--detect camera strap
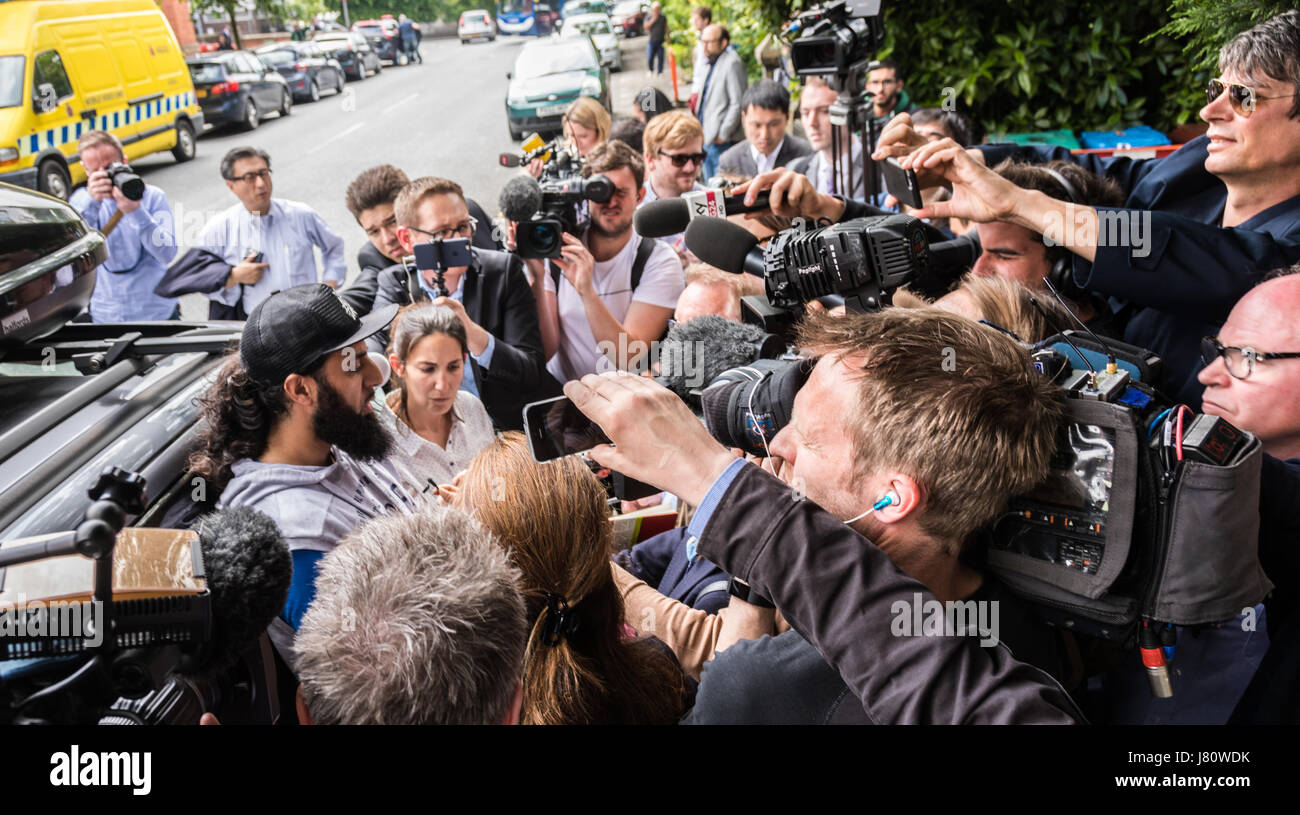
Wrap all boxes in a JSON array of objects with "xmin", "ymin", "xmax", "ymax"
[{"xmin": 551, "ymin": 234, "xmax": 655, "ymax": 295}]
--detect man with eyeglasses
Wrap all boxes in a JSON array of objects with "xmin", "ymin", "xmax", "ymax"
[
  {"xmin": 866, "ymin": 60, "xmax": 914, "ymax": 128},
  {"xmin": 696, "ymin": 24, "xmax": 748, "ymax": 180},
  {"xmin": 367, "ymin": 176, "xmax": 550, "ymax": 431},
  {"xmin": 531, "ymin": 140, "xmax": 684, "ymax": 382},
  {"xmin": 872, "ymin": 10, "xmax": 1300, "ymax": 406},
  {"xmin": 1195, "ymin": 269, "xmax": 1300, "ymax": 724},
  {"xmin": 200, "ymin": 146, "xmax": 347, "ymax": 319}
]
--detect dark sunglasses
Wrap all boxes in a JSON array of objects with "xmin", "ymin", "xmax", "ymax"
[
  {"xmin": 1205, "ymin": 78, "xmax": 1291, "ymax": 117},
  {"xmin": 657, "ymin": 149, "xmax": 706, "ymax": 168},
  {"xmin": 1201, "ymin": 335, "xmax": 1300, "ymax": 381}
]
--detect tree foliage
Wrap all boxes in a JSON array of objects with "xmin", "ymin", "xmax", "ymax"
[{"xmin": 659, "ymin": 0, "xmax": 1278, "ymax": 137}]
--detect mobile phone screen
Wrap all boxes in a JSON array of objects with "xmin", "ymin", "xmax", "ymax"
[
  {"xmin": 881, "ymin": 157, "xmax": 923, "ymax": 209},
  {"xmin": 522, "ymin": 395, "xmax": 612, "ymax": 462}
]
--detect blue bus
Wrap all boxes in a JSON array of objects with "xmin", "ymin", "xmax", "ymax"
[{"xmin": 497, "ymin": 0, "xmax": 561, "ymax": 36}]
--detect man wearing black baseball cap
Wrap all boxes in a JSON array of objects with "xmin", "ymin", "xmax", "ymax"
[{"xmin": 192, "ymin": 284, "xmax": 421, "ymax": 629}]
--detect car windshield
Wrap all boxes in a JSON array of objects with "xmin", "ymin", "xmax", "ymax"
[
  {"xmin": 515, "ymin": 43, "xmax": 596, "ymax": 78},
  {"xmin": 566, "ymin": 18, "xmax": 612, "ymax": 36},
  {"xmin": 259, "ymin": 50, "xmax": 296, "ymax": 66},
  {"xmin": 0, "ymin": 55, "xmax": 23, "ymax": 109},
  {"xmin": 187, "ymin": 62, "xmax": 224, "ymax": 83},
  {"xmin": 356, "ymin": 25, "xmax": 383, "ymax": 37}
]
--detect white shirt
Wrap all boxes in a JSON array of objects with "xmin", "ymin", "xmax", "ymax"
[
  {"xmin": 750, "ymin": 137, "xmax": 787, "ymax": 176},
  {"xmin": 376, "ymin": 389, "xmax": 497, "ymax": 496},
  {"xmin": 544, "ymin": 231, "xmax": 684, "ymax": 383},
  {"xmin": 807, "ymin": 136, "xmax": 865, "ymax": 199}
]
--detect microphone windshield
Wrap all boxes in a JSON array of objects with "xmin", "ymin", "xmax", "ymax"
[
  {"xmin": 684, "ymin": 217, "xmax": 760, "ymax": 275},
  {"xmin": 193, "ymin": 506, "xmax": 290, "ymax": 669},
  {"xmin": 634, "ymin": 198, "xmax": 689, "ymax": 239},
  {"xmin": 498, "ymin": 175, "xmax": 543, "ymax": 223},
  {"xmin": 656, "ymin": 315, "xmax": 780, "ymax": 403}
]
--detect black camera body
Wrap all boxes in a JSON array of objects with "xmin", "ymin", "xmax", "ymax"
[
  {"xmin": 515, "ymin": 174, "xmax": 614, "ymax": 259},
  {"xmin": 105, "ymin": 162, "xmax": 145, "ymax": 202},
  {"xmin": 787, "ymin": 0, "xmax": 884, "ymax": 80}
]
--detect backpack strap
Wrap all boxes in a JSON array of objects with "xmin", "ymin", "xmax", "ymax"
[{"xmin": 548, "ymin": 235, "xmax": 657, "ymax": 293}]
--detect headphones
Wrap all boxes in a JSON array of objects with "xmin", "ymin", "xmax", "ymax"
[{"xmin": 1039, "ymin": 166, "xmax": 1089, "ymax": 305}]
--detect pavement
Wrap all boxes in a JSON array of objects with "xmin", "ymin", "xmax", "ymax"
[{"xmin": 126, "ymin": 33, "xmax": 671, "ymax": 319}]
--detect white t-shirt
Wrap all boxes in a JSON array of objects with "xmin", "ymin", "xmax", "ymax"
[{"xmin": 544, "ymin": 231, "xmax": 684, "ymax": 383}]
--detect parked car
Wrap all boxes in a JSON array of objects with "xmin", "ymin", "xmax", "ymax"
[
  {"xmin": 187, "ymin": 51, "xmax": 292, "ymax": 131},
  {"xmin": 0, "ymin": 181, "xmax": 286, "ymax": 726},
  {"xmin": 0, "ymin": 0, "xmax": 203, "ymax": 200},
  {"xmin": 313, "ymin": 31, "xmax": 381, "ymax": 80},
  {"xmin": 560, "ymin": 0, "xmax": 609, "ymax": 25},
  {"xmin": 458, "ymin": 9, "xmax": 497, "ymax": 44},
  {"xmin": 610, "ymin": 0, "xmax": 645, "ymax": 36},
  {"xmin": 352, "ymin": 18, "xmax": 403, "ymax": 63},
  {"xmin": 560, "ymin": 13, "xmax": 623, "ymax": 71},
  {"xmin": 504, "ymin": 37, "xmax": 608, "ymax": 140},
  {"xmin": 256, "ymin": 43, "xmax": 346, "ymax": 103}
]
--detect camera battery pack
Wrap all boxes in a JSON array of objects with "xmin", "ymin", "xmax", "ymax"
[{"xmin": 1181, "ymin": 414, "xmax": 1248, "ymax": 466}]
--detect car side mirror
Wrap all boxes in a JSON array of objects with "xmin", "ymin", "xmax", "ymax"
[{"xmin": 506, "ymin": 71, "xmax": 512, "ymax": 80}]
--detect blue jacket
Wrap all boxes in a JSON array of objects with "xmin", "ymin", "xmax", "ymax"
[
  {"xmin": 978, "ymin": 136, "xmax": 1300, "ymax": 405},
  {"xmin": 617, "ymin": 528, "xmax": 731, "ymax": 614}
]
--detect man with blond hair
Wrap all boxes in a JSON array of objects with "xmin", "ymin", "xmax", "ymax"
[{"xmin": 641, "ymin": 110, "xmax": 708, "ymax": 249}]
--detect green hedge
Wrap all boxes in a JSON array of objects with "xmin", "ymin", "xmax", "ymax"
[{"xmin": 657, "ymin": 0, "xmax": 1247, "ymax": 137}]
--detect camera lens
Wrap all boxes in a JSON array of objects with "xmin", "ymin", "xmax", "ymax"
[{"xmin": 527, "ymin": 222, "xmax": 561, "ymax": 256}]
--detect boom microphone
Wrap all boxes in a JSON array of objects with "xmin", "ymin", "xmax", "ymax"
[
  {"xmin": 499, "ymin": 175, "xmax": 543, "ymax": 223},
  {"xmin": 100, "ymin": 507, "xmax": 291, "ymax": 725},
  {"xmin": 655, "ymin": 315, "xmax": 786, "ymax": 405}
]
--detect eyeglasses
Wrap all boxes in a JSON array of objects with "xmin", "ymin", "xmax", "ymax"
[
  {"xmin": 409, "ymin": 216, "xmax": 477, "ymax": 242},
  {"xmin": 229, "ymin": 168, "xmax": 272, "ymax": 184},
  {"xmin": 1201, "ymin": 335, "xmax": 1300, "ymax": 380},
  {"xmin": 657, "ymin": 149, "xmax": 706, "ymax": 168},
  {"xmin": 1205, "ymin": 78, "xmax": 1291, "ymax": 117}
]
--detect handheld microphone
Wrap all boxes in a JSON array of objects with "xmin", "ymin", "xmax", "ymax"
[
  {"xmin": 498, "ymin": 153, "xmax": 523, "ymax": 168},
  {"xmin": 634, "ymin": 192, "xmax": 772, "ymax": 239},
  {"xmin": 498, "ymin": 175, "xmax": 543, "ymax": 223},
  {"xmin": 683, "ymin": 217, "xmax": 766, "ymax": 277}
]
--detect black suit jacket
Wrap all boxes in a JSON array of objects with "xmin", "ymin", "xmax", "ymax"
[
  {"xmin": 339, "ymin": 197, "xmax": 501, "ymax": 317},
  {"xmin": 368, "ymin": 247, "xmax": 557, "ymax": 431},
  {"xmin": 718, "ymin": 135, "xmax": 813, "ymax": 177}
]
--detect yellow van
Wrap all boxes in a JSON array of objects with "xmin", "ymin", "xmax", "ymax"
[{"xmin": 0, "ymin": 0, "xmax": 205, "ymax": 199}]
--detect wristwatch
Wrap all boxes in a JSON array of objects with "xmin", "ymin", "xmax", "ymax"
[{"xmin": 727, "ymin": 577, "xmax": 775, "ymax": 609}]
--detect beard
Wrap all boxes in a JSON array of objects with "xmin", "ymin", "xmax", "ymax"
[{"xmin": 312, "ymin": 376, "xmax": 393, "ymax": 462}]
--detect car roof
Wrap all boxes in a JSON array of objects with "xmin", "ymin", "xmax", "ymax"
[{"xmin": 564, "ymin": 13, "xmax": 613, "ymax": 25}]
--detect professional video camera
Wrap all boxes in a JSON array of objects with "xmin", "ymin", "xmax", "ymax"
[
  {"xmin": 682, "ymin": 211, "xmax": 976, "ymax": 338},
  {"xmin": 104, "ymin": 161, "xmax": 145, "ymax": 202},
  {"xmin": 498, "ymin": 132, "xmax": 584, "ymax": 184},
  {"xmin": 782, "ymin": 0, "xmax": 886, "ymax": 198},
  {"xmin": 698, "ymin": 327, "xmax": 1271, "ymax": 697},
  {"xmin": 0, "ymin": 468, "xmax": 290, "ymax": 724},
  {"xmin": 498, "ymin": 172, "xmax": 614, "ymax": 259}
]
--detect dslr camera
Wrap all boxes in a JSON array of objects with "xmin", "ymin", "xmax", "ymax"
[
  {"xmin": 104, "ymin": 161, "xmax": 145, "ymax": 202},
  {"xmin": 514, "ymin": 174, "xmax": 615, "ymax": 259}
]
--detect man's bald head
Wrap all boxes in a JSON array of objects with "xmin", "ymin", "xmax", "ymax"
[
  {"xmin": 1198, "ymin": 269, "xmax": 1300, "ymax": 459},
  {"xmin": 675, "ymin": 278, "xmax": 741, "ymax": 324}
]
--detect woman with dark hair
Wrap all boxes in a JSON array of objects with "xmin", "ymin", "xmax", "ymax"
[
  {"xmin": 378, "ymin": 303, "xmax": 495, "ymax": 495},
  {"xmin": 458, "ymin": 432, "xmax": 694, "ymax": 725},
  {"xmin": 632, "ymin": 86, "xmax": 674, "ymax": 123}
]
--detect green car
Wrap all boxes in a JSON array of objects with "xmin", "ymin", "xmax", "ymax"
[{"xmin": 504, "ymin": 37, "xmax": 610, "ymax": 141}]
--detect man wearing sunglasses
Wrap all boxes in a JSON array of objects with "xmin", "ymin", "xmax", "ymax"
[
  {"xmin": 641, "ymin": 110, "xmax": 709, "ymax": 249},
  {"xmin": 367, "ymin": 176, "xmax": 550, "ymax": 431},
  {"xmin": 872, "ymin": 10, "xmax": 1300, "ymax": 407}
]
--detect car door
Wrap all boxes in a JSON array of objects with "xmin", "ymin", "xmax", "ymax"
[{"xmin": 242, "ymin": 52, "xmax": 278, "ymax": 108}]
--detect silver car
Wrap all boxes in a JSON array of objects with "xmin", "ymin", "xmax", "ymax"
[{"xmin": 560, "ymin": 13, "xmax": 622, "ymax": 72}]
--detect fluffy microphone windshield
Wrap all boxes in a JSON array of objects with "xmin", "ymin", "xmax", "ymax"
[
  {"xmin": 498, "ymin": 175, "xmax": 544, "ymax": 223},
  {"xmin": 193, "ymin": 506, "xmax": 290, "ymax": 669},
  {"xmin": 657, "ymin": 315, "xmax": 774, "ymax": 403}
]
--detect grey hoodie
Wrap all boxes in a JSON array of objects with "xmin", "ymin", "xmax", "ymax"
[{"xmin": 219, "ymin": 448, "xmax": 419, "ymax": 554}]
